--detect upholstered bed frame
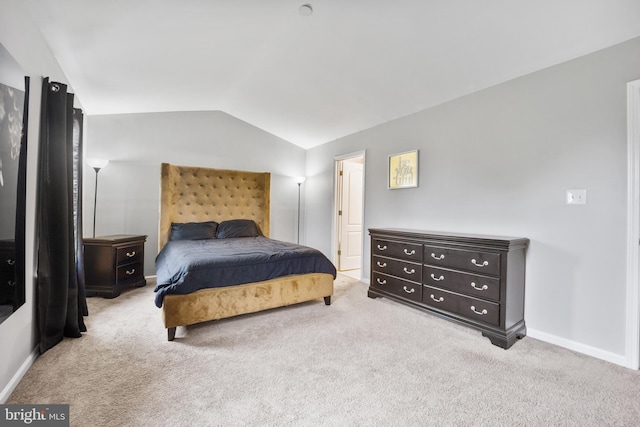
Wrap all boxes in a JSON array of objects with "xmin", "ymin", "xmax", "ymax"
[{"xmin": 158, "ymin": 163, "xmax": 334, "ymax": 341}]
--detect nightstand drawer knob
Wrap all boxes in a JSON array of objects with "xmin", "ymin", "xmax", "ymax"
[
  {"xmin": 470, "ymin": 306, "xmax": 488, "ymax": 315},
  {"xmin": 126, "ymin": 251, "xmax": 137, "ymax": 258},
  {"xmin": 377, "ymin": 245, "xmax": 387, "ymax": 251},
  {"xmin": 430, "ymin": 274, "xmax": 444, "ymax": 281},
  {"xmin": 403, "ymin": 286, "xmax": 415, "ymax": 294},
  {"xmin": 404, "ymin": 249, "xmax": 416, "ymax": 256},
  {"xmin": 377, "ymin": 278, "xmax": 387, "ymax": 285},
  {"xmin": 430, "ymin": 294, "xmax": 444, "ymax": 303},
  {"xmin": 126, "ymin": 269, "xmax": 136, "ymax": 275},
  {"xmin": 430, "ymin": 253, "xmax": 445, "ymax": 260},
  {"xmin": 471, "ymin": 259, "xmax": 489, "ymax": 267},
  {"xmin": 403, "ymin": 267, "xmax": 416, "ymax": 274},
  {"xmin": 376, "ymin": 261, "xmax": 387, "ymax": 268},
  {"xmin": 470, "ymin": 282, "xmax": 488, "ymax": 291},
  {"xmin": 6, "ymin": 259, "xmax": 15, "ymax": 266}
]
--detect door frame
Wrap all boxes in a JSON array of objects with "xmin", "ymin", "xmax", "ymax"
[
  {"xmin": 626, "ymin": 79, "xmax": 640, "ymax": 369},
  {"xmin": 333, "ymin": 150, "xmax": 366, "ymax": 274}
]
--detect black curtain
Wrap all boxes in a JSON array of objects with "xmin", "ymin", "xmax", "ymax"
[{"xmin": 37, "ymin": 78, "xmax": 87, "ymax": 354}]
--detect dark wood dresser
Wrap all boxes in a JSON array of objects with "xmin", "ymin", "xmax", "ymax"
[
  {"xmin": 368, "ymin": 228, "xmax": 528, "ymax": 349},
  {"xmin": 84, "ymin": 234, "xmax": 147, "ymax": 298}
]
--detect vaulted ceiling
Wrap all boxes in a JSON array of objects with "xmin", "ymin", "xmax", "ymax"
[{"xmin": 23, "ymin": 0, "xmax": 640, "ymax": 149}]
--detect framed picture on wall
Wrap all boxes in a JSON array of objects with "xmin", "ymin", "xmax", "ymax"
[{"xmin": 388, "ymin": 150, "xmax": 418, "ymax": 189}]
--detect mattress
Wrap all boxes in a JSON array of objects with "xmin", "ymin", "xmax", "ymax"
[{"xmin": 154, "ymin": 236, "xmax": 336, "ymax": 307}]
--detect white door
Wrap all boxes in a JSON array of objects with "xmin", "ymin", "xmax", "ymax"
[{"xmin": 338, "ymin": 160, "xmax": 363, "ymax": 271}]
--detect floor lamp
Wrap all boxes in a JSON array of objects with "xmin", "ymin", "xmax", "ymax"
[
  {"xmin": 86, "ymin": 158, "xmax": 109, "ymax": 238},
  {"xmin": 295, "ymin": 176, "xmax": 306, "ymax": 244}
]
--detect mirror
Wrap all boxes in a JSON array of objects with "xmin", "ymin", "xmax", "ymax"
[{"xmin": 0, "ymin": 42, "xmax": 28, "ymax": 324}]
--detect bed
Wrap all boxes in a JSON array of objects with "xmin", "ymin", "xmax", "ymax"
[{"xmin": 155, "ymin": 163, "xmax": 336, "ymax": 341}]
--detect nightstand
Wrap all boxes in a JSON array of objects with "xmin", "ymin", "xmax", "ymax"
[{"xmin": 83, "ymin": 234, "xmax": 147, "ymax": 298}]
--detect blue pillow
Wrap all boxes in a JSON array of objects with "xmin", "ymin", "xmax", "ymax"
[
  {"xmin": 216, "ymin": 219, "xmax": 261, "ymax": 238},
  {"xmin": 169, "ymin": 221, "xmax": 218, "ymax": 241}
]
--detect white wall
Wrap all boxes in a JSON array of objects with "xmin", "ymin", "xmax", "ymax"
[
  {"xmin": 85, "ymin": 111, "xmax": 307, "ymax": 274},
  {"xmin": 305, "ymin": 36, "xmax": 640, "ymax": 363},
  {"xmin": 0, "ymin": 0, "xmax": 73, "ymax": 401}
]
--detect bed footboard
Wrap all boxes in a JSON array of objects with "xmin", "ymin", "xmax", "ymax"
[{"xmin": 163, "ymin": 273, "xmax": 334, "ymax": 340}]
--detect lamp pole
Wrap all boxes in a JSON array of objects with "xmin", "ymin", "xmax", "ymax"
[
  {"xmin": 295, "ymin": 177, "xmax": 306, "ymax": 244},
  {"xmin": 86, "ymin": 158, "xmax": 109, "ymax": 238},
  {"xmin": 92, "ymin": 167, "xmax": 100, "ymax": 238}
]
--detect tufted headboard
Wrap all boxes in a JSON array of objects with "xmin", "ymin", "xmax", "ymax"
[{"xmin": 158, "ymin": 163, "xmax": 271, "ymax": 252}]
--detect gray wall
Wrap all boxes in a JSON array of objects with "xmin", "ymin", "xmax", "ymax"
[
  {"xmin": 0, "ymin": 0, "xmax": 73, "ymax": 401},
  {"xmin": 84, "ymin": 111, "xmax": 307, "ymax": 274},
  {"xmin": 305, "ymin": 37, "xmax": 640, "ymax": 360}
]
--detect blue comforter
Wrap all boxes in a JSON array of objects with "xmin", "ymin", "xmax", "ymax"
[{"xmin": 154, "ymin": 236, "xmax": 337, "ymax": 307}]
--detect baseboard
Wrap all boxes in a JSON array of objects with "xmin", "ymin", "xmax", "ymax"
[
  {"xmin": 527, "ymin": 328, "xmax": 628, "ymax": 368},
  {"xmin": 0, "ymin": 346, "xmax": 39, "ymax": 403}
]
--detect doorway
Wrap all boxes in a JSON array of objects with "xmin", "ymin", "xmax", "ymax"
[{"xmin": 334, "ymin": 152, "xmax": 365, "ymax": 280}]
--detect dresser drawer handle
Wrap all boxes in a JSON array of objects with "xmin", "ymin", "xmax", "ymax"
[
  {"xmin": 126, "ymin": 251, "xmax": 137, "ymax": 258},
  {"xmin": 430, "ymin": 274, "xmax": 444, "ymax": 281},
  {"xmin": 377, "ymin": 244, "xmax": 387, "ymax": 251},
  {"xmin": 403, "ymin": 249, "xmax": 416, "ymax": 256},
  {"xmin": 8, "ymin": 280, "xmax": 16, "ymax": 287},
  {"xmin": 430, "ymin": 253, "xmax": 445, "ymax": 260},
  {"xmin": 6, "ymin": 259, "xmax": 15, "ymax": 266},
  {"xmin": 376, "ymin": 278, "xmax": 387, "ymax": 285},
  {"xmin": 403, "ymin": 267, "xmax": 416, "ymax": 274},
  {"xmin": 403, "ymin": 286, "xmax": 415, "ymax": 294},
  {"xmin": 125, "ymin": 269, "xmax": 136, "ymax": 275},
  {"xmin": 430, "ymin": 294, "xmax": 444, "ymax": 303},
  {"xmin": 376, "ymin": 261, "xmax": 387, "ymax": 268},
  {"xmin": 471, "ymin": 259, "xmax": 489, "ymax": 267},
  {"xmin": 470, "ymin": 282, "xmax": 488, "ymax": 291},
  {"xmin": 470, "ymin": 305, "xmax": 488, "ymax": 315}
]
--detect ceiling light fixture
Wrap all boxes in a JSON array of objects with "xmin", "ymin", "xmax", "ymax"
[{"xmin": 298, "ymin": 4, "xmax": 313, "ymax": 16}]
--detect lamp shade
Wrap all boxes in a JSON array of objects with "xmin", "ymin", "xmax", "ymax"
[
  {"xmin": 86, "ymin": 158, "xmax": 109, "ymax": 169},
  {"xmin": 294, "ymin": 176, "xmax": 306, "ymax": 184}
]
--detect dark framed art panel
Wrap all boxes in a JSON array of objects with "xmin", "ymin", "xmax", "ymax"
[{"xmin": 0, "ymin": 42, "xmax": 29, "ymax": 324}]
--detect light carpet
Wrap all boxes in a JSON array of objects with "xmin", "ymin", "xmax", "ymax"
[{"xmin": 7, "ymin": 274, "xmax": 640, "ymax": 426}]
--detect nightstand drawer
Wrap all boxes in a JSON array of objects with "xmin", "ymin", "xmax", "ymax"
[
  {"xmin": 372, "ymin": 238, "xmax": 422, "ymax": 262},
  {"xmin": 116, "ymin": 262, "xmax": 144, "ymax": 284},
  {"xmin": 372, "ymin": 255, "xmax": 422, "ymax": 282},
  {"xmin": 371, "ymin": 272, "xmax": 421, "ymax": 303},
  {"xmin": 424, "ymin": 266, "xmax": 500, "ymax": 302},
  {"xmin": 116, "ymin": 244, "xmax": 143, "ymax": 265},
  {"xmin": 423, "ymin": 286, "xmax": 500, "ymax": 326},
  {"xmin": 424, "ymin": 245, "xmax": 500, "ymax": 276}
]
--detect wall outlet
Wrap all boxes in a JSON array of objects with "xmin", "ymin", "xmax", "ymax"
[{"xmin": 566, "ymin": 189, "xmax": 587, "ymax": 205}]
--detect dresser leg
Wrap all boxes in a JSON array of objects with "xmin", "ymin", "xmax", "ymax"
[
  {"xmin": 167, "ymin": 327, "xmax": 176, "ymax": 341},
  {"xmin": 367, "ymin": 290, "xmax": 380, "ymax": 299}
]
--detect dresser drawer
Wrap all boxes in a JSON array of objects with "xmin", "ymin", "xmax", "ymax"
[
  {"xmin": 424, "ymin": 245, "xmax": 500, "ymax": 276},
  {"xmin": 372, "ymin": 255, "xmax": 422, "ymax": 282},
  {"xmin": 116, "ymin": 262, "xmax": 144, "ymax": 284},
  {"xmin": 0, "ymin": 252, "xmax": 16, "ymax": 273},
  {"xmin": 116, "ymin": 243, "xmax": 144, "ymax": 265},
  {"xmin": 371, "ymin": 272, "xmax": 421, "ymax": 303},
  {"xmin": 372, "ymin": 238, "xmax": 422, "ymax": 262},
  {"xmin": 423, "ymin": 285, "xmax": 500, "ymax": 326},
  {"xmin": 424, "ymin": 266, "xmax": 500, "ymax": 302}
]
